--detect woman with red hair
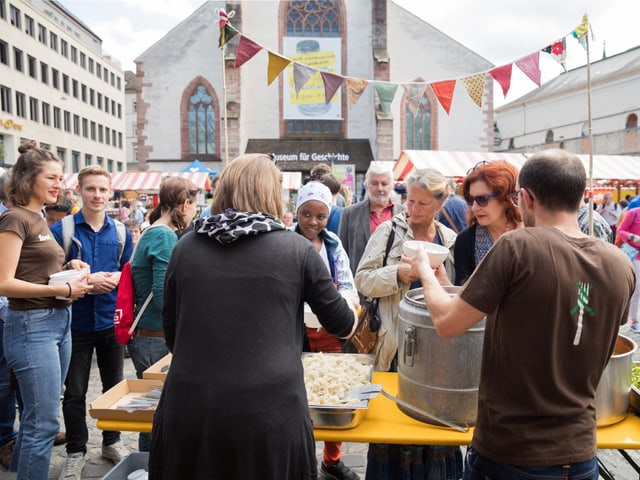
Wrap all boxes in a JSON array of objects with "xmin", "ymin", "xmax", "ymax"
[{"xmin": 454, "ymin": 161, "xmax": 522, "ymax": 285}]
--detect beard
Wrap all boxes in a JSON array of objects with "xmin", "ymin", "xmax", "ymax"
[
  {"xmin": 369, "ymin": 192, "xmax": 390, "ymax": 208},
  {"xmin": 521, "ymin": 206, "xmax": 535, "ymax": 227}
]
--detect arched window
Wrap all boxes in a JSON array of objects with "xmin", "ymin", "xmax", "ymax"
[
  {"xmin": 626, "ymin": 113, "xmax": 638, "ymax": 129},
  {"xmin": 405, "ymin": 94, "xmax": 431, "ymax": 149},
  {"xmin": 188, "ymin": 85, "xmax": 216, "ymax": 154},
  {"xmin": 282, "ymin": 0, "xmax": 344, "ymax": 137},
  {"xmin": 545, "ymin": 130, "xmax": 554, "ymax": 143}
]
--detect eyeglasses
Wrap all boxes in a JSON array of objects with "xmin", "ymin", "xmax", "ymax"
[
  {"xmin": 466, "ymin": 160, "xmax": 491, "ymax": 175},
  {"xmin": 464, "ymin": 193, "xmax": 498, "ymax": 207},
  {"xmin": 509, "ymin": 187, "xmax": 534, "ymax": 207}
]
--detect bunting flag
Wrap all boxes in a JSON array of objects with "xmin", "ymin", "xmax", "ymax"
[
  {"xmin": 402, "ymin": 83, "xmax": 428, "ymax": 118},
  {"xmin": 320, "ymin": 71, "xmax": 343, "ymax": 104},
  {"xmin": 345, "ymin": 77, "xmax": 369, "ymax": 108},
  {"xmin": 218, "ymin": 24, "xmax": 239, "ymax": 48},
  {"xmin": 430, "ymin": 80, "xmax": 456, "ymax": 114},
  {"xmin": 542, "ymin": 38, "xmax": 567, "ymax": 72},
  {"xmin": 267, "ymin": 52, "xmax": 291, "ymax": 86},
  {"xmin": 572, "ymin": 14, "xmax": 589, "ymax": 50},
  {"xmin": 235, "ymin": 35, "xmax": 263, "ymax": 68},
  {"xmin": 515, "ymin": 52, "xmax": 541, "ymax": 87},
  {"xmin": 374, "ymin": 83, "xmax": 398, "ymax": 115},
  {"xmin": 489, "ymin": 64, "xmax": 513, "ymax": 98},
  {"xmin": 462, "ymin": 73, "xmax": 486, "ymax": 107},
  {"xmin": 293, "ymin": 63, "xmax": 317, "ymax": 95}
]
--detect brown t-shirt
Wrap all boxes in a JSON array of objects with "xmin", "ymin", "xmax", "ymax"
[
  {"xmin": 0, "ymin": 206, "xmax": 70, "ymax": 310},
  {"xmin": 460, "ymin": 226, "xmax": 635, "ymax": 466}
]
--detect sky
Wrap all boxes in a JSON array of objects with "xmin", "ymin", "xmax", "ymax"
[{"xmin": 58, "ymin": 0, "xmax": 639, "ymax": 107}]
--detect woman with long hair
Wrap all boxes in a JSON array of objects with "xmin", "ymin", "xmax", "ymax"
[
  {"xmin": 0, "ymin": 141, "xmax": 90, "ymax": 479},
  {"xmin": 454, "ymin": 161, "xmax": 522, "ymax": 285},
  {"xmin": 128, "ymin": 176, "xmax": 199, "ymax": 452}
]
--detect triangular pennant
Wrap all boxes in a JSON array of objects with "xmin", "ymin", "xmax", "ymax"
[
  {"xmin": 320, "ymin": 71, "xmax": 343, "ymax": 104},
  {"xmin": 218, "ymin": 24, "xmax": 239, "ymax": 48},
  {"xmin": 488, "ymin": 64, "xmax": 513, "ymax": 98},
  {"xmin": 402, "ymin": 83, "xmax": 428, "ymax": 118},
  {"xmin": 293, "ymin": 63, "xmax": 317, "ymax": 96},
  {"xmin": 345, "ymin": 77, "xmax": 369, "ymax": 108},
  {"xmin": 542, "ymin": 38, "xmax": 567, "ymax": 72},
  {"xmin": 462, "ymin": 73, "xmax": 485, "ymax": 107},
  {"xmin": 515, "ymin": 52, "xmax": 541, "ymax": 87},
  {"xmin": 373, "ymin": 83, "xmax": 398, "ymax": 115},
  {"xmin": 267, "ymin": 51, "xmax": 291, "ymax": 86},
  {"xmin": 572, "ymin": 14, "xmax": 589, "ymax": 50},
  {"xmin": 235, "ymin": 35, "xmax": 263, "ymax": 68},
  {"xmin": 430, "ymin": 80, "xmax": 456, "ymax": 114}
]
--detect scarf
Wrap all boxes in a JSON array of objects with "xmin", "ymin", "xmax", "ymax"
[{"xmin": 195, "ymin": 209, "xmax": 286, "ymax": 244}]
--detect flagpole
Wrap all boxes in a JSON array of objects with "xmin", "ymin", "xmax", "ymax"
[
  {"xmin": 222, "ymin": 43, "xmax": 229, "ymax": 165},
  {"xmin": 585, "ymin": 19, "xmax": 594, "ymax": 236}
]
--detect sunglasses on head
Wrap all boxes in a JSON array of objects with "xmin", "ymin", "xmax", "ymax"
[{"xmin": 464, "ymin": 193, "xmax": 498, "ymax": 207}]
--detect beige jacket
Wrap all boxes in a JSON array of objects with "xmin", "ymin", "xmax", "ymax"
[{"xmin": 354, "ymin": 211, "xmax": 456, "ymax": 372}]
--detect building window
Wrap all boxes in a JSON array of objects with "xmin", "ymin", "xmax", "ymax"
[
  {"xmin": 117, "ymin": 104, "xmax": 121, "ymax": 118},
  {"xmin": 27, "ymin": 55, "xmax": 36, "ymax": 79},
  {"xmin": 404, "ymin": 90, "xmax": 433, "ymax": 150},
  {"xmin": 13, "ymin": 48, "xmax": 23, "ymax": 72},
  {"xmin": 107, "ymin": 159, "xmax": 113, "ymax": 172},
  {"xmin": 118, "ymin": 132, "xmax": 122, "ymax": 149},
  {"xmin": 73, "ymin": 114, "xmax": 79, "ymax": 135},
  {"xmin": 97, "ymin": 156, "xmax": 103, "ymax": 166},
  {"xmin": 110, "ymin": 72, "xmax": 115, "ymax": 86},
  {"xmin": 37, "ymin": 24, "xmax": 46, "ymax": 44},
  {"xmin": 29, "ymin": 97, "xmax": 38, "ymax": 122},
  {"xmin": 9, "ymin": 5, "xmax": 20, "ymax": 29},
  {"xmin": 52, "ymin": 68, "xmax": 59, "ymax": 89},
  {"xmin": 284, "ymin": 0, "xmax": 343, "ymax": 137},
  {"xmin": 50, "ymin": 32, "xmax": 58, "ymax": 51},
  {"xmin": 72, "ymin": 79, "xmax": 78, "ymax": 98},
  {"xmin": 97, "ymin": 93, "xmax": 102, "ymax": 109},
  {"xmin": 545, "ymin": 130, "xmax": 554, "ymax": 143},
  {"xmin": 56, "ymin": 148, "xmax": 65, "ymax": 165},
  {"xmin": 81, "ymin": 84, "xmax": 87, "ymax": 102},
  {"xmin": 105, "ymin": 127, "xmax": 110, "ymax": 145},
  {"xmin": 89, "ymin": 88, "xmax": 94, "ymax": 106},
  {"xmin": 80, "ymin": 52, "xmax": 86, "ymax": 69},
  {"xmin": 60, "ymin": 39, "xmax": 68, "ymax": 57},
  {"xmin": 0, "ymin": 40, "xmax": 7, "ymax": 66},
  {"xmin": 82, "ymin": 118, "xmax": 88, "ymax": 138},
  {"xmin": 71, "ymin": 151, "xmax": 79, "ymax": 172},
  {"xmin": 104, "ymin": 96, "xmax": 109, "ymax": 113},
  {"xmin": 40, "ymin": 62, "xmax": 48, "ymax": 84},
  {"xmin": 117, "ymin": 77, "xmax": 121, "ymax": 90},
  {"xmin": 62, "ymin": 74, "xmax": 69, "ymax": 94},
  {"xmin": 88, "ymin": 58, "xmax": 94, "ymax": 73},
  {"xmin": 98, "ymin": 125, "xmax": 103, "ymax": 143},
  {"xmin": 42, "ymin": 102, "xmax": 50, "ymax": 126},
  {"xmin": 0, "ymin": 85, "xmax": 11, "ymax": 113},
  {"xmin": 63, "ymin": 110, "xmax": 70, "ymax": 132},
  {"xmin": 85, "ymin": 154, "xmax": 92, "ymax": 166},
  {"xmin": 70, "ymin": 46, "xmax": 77, "ymax": 63},
  {"xmin": 187, "ymin": 84, "xmax": 217, "ymax": 155},
  {"xmin": 53, "ymin": 106, "xmax": 60, "ymax": 128},
  {"xmin": 90, "ymin": 121, "xmax": 96, "ymax": 140},
  {"xmin": 96, "ymin": 63, "xmax": 101, "ymax": 78},
  {"xmin": 103, "ymin": 68, "xmax": 108, "ymax": 82},
  {"xmin": 111, "ymin": 99, "xmax": 115, "ymax": 116},
  {"xmin": 626, "ymin": 113, "xmax": 638, "ymax": 129},
  {"xmin": 24, "ymin": 15, "xmax": 34, "ymax": 36},
  {"xmin": 0, "ymin": 0, "xmax": 5, "ymax": 20},
  {"xmin": 117, "ymin": 161, "xmax": 123, "ymax": 172},
  {"xmin": 15, "ymin": 92, "xmax": 25, "ymax": 118},
  {"xmin": 112, "ymin": 129, "xmax": 117, "ymax": 146}
]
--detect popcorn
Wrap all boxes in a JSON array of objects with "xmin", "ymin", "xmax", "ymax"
[{"xmin": 302, "ymin": 353, "xmax": 370, "ymax": 405}]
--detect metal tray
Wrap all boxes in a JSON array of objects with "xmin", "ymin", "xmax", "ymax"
[{"xmin": 303, "ymin": 353, "xmax": 374, "ymax": 429}]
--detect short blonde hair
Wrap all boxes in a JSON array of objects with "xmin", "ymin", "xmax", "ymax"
[
  {"xmin": 212, "ymin": 154, "xmax": 283, "ymax": 218},
  {"xmin": 77, "ymin": 165, "xmax": 112, "ymax": 187}
]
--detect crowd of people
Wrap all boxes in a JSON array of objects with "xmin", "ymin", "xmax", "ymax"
[{"xmin": 0, "ymin": 141, "xmax": 637, "ymax": 479}]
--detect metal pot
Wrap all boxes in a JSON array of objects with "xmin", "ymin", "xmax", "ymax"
[
  {"xmin": 595, "ymin": 334, "xmax": 637, "ymax": 426},
  {"xmin": 397, "ymin": 287, "xmax": 485, "ymax": 427}
]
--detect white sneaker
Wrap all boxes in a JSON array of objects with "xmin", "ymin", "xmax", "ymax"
[
  {"xmin": 59, "ymin": 452, "xmax": 85, "ymax": 480},
  {"xmin": 101, "ymin": 440, "xmax": 129, "ymax": 463}
]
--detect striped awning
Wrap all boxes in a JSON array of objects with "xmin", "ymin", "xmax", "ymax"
[
  {"xmin": 393, "ymin": 150, "xmax": 640, "ymax": 182},
  {"xmin": 63, "ymin": 172, "xmax": 211, "ymax": 191}
]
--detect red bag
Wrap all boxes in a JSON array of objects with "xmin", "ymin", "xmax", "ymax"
[
  {"xmin": 113, "ymin": 261, "xmax": 154, "ymax": 345},
  {"xmin": 113, "ymin": 262, "xmax": 137, "ymax": 345}
]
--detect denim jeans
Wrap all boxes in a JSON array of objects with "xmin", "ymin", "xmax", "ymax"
[
  {"xmin": 3, "ymin": 306, "xmax": 71, "ymax": 479},
  {"xmin": 463, "ymin": 447, "xmax": 599, "ymax": 480},
  {"xmin": 128, "ymin": 333, "xmax": 168, "ymax": 452},
  {"xmin": 0, "ymin": 300, "xmax": 17, "ymax": 447},
  {"xmin": 63, "ymin": 328, "xmax": 124, "ymax": 454}
]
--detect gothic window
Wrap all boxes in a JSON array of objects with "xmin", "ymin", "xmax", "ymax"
[
  {"xmin": 188, "ymin": 85, "xmax": 216, "ymax": 155},
  {"xmin": 626, "ymin": 113, "xmax": 638, "ymax": 130},
  {"xmin": 405, "ymin": 94, "xmax": 431, "ymax": 150},
  {"xmin": 283, "ymin": 0, "xmax": 343, "ymax": 137},
  {"xmin": 545, "ymin": 130, "xmax": 554, "ymax": 144}
]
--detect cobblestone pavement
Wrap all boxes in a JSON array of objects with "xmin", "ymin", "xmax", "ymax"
[{"xmin": 0, "ymin": 325, "xmax": 639, "ymax": 479}]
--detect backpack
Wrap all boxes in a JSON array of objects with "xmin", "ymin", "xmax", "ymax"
[{"xmin": 61, "ymin": 215, "xmax": 127, "ymax": 264}]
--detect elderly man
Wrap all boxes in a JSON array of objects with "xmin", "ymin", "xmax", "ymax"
[
  {"xmin": 597, "ymin": 192, "xmax": 621, "ymax": 241},
  {"xmin": 338, "ymin": 163, "xmax": 403, "ymax": 276},
  {"xmin": 405, "ymin": 149, "xmax": 634, "ymax": 480}
]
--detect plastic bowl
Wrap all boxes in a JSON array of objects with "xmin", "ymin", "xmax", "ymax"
[
  {"xmin": 49, "ymin": 269, "xmax": 88, "ymax": 299},
  {"xmin": 403, "ymin": 241, "xmax": 449, "ymax": 267}
]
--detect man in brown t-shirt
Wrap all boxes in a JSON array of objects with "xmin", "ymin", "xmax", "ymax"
[{"xmin": 404, "ymin": 149, "xmax": 635, "ymax": 480}]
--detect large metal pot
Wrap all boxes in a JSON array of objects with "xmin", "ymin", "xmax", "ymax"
[
  {"xmin": 595, "ymin": 334, "xmax": 637, "ymax": 426},
  {"xmin": 397, "ymin": 287, "xmax": 485, "ymax": 427}
]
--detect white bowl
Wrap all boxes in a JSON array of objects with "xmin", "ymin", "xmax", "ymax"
[
  {"xmin": 49, "ymin": 268, "xmax": 88, "ymax": 299},
  {"xmin": 403, "ymin": 241, "xmax": 449, "ymax": 267}
]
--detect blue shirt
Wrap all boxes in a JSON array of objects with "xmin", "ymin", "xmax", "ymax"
[{"xmin": 51, "ymin": 211, "xmax": 133, "ymax": 332}]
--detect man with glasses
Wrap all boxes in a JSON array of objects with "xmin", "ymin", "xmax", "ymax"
[{"xmin": 404, "ymin": 149, "xmax": 634, "ymax": 480}]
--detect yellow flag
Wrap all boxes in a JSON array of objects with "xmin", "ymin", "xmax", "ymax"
[{"xmin": 267, "ymin": 52, "xmax": 291, "ymax": 86}]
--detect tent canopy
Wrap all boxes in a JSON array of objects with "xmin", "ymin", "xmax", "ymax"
[
  {"xmin": 394, "ymin": 150, "xmax": 640, "ymax": 184},
  {"xmin": 63, "ymin": 172, "xmax": 211, "ymax": 191},
  {"xmin": 181, "ymin": 159, "xmax": 216, "ymax": 174}
]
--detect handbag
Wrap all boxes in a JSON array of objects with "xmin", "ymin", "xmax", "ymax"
[
  {"xmin": 343, "ymin": 221, "xmax": 397, "ymax": 354},
  {"xmin": 621, "ymin": 242, "xmax": 639, "ymax": 261}
]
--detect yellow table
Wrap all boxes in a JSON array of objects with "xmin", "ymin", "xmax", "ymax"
[{"xmin": 96, "ymin": 372, "xmax": 640, "ymax": 450}]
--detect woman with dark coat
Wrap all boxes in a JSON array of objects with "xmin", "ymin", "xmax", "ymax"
[{"xmin": 148, "ymin": 154, "xmax": 359, "ymax": 480}]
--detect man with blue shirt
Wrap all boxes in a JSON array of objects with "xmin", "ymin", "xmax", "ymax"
[{"xmin": 51, "ymin": 166, "xmax": 133, "ymax": 480}]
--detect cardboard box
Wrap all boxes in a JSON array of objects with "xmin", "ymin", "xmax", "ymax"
[
  {"xmin": 89, "ymin": 379, "xmax": 164, "ymax": 422},
  {"xmin": 142, "ymin": 353, "xmax": 172, "ymax": 381}
]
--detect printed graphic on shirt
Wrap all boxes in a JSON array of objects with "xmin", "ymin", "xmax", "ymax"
[
  {"xmin": 571, "ymin": 282, "xmax": 594, "ymax": 345},
  {"xmin": 39, "ymin": 234, "xmax": 53, "ymax": 242}
]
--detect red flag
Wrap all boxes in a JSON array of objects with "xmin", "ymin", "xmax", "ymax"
[
  {"xmin": 430, "ymin": 80, "xmax": 456, "ymax": 114},
  {"xmin": 320, "ymin": 71, "xmax": 343, "ymax": 104},
  {"xmin": 235, "ymin": 35, "xmax": 263, "ymax": 68},
  {"xmin": 515, "ymin": 52, "xmax": 541, "ymax": 87},
  {"xmin": 489, "ymin": 64, "xmax": 513, "ymax": 98}
]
